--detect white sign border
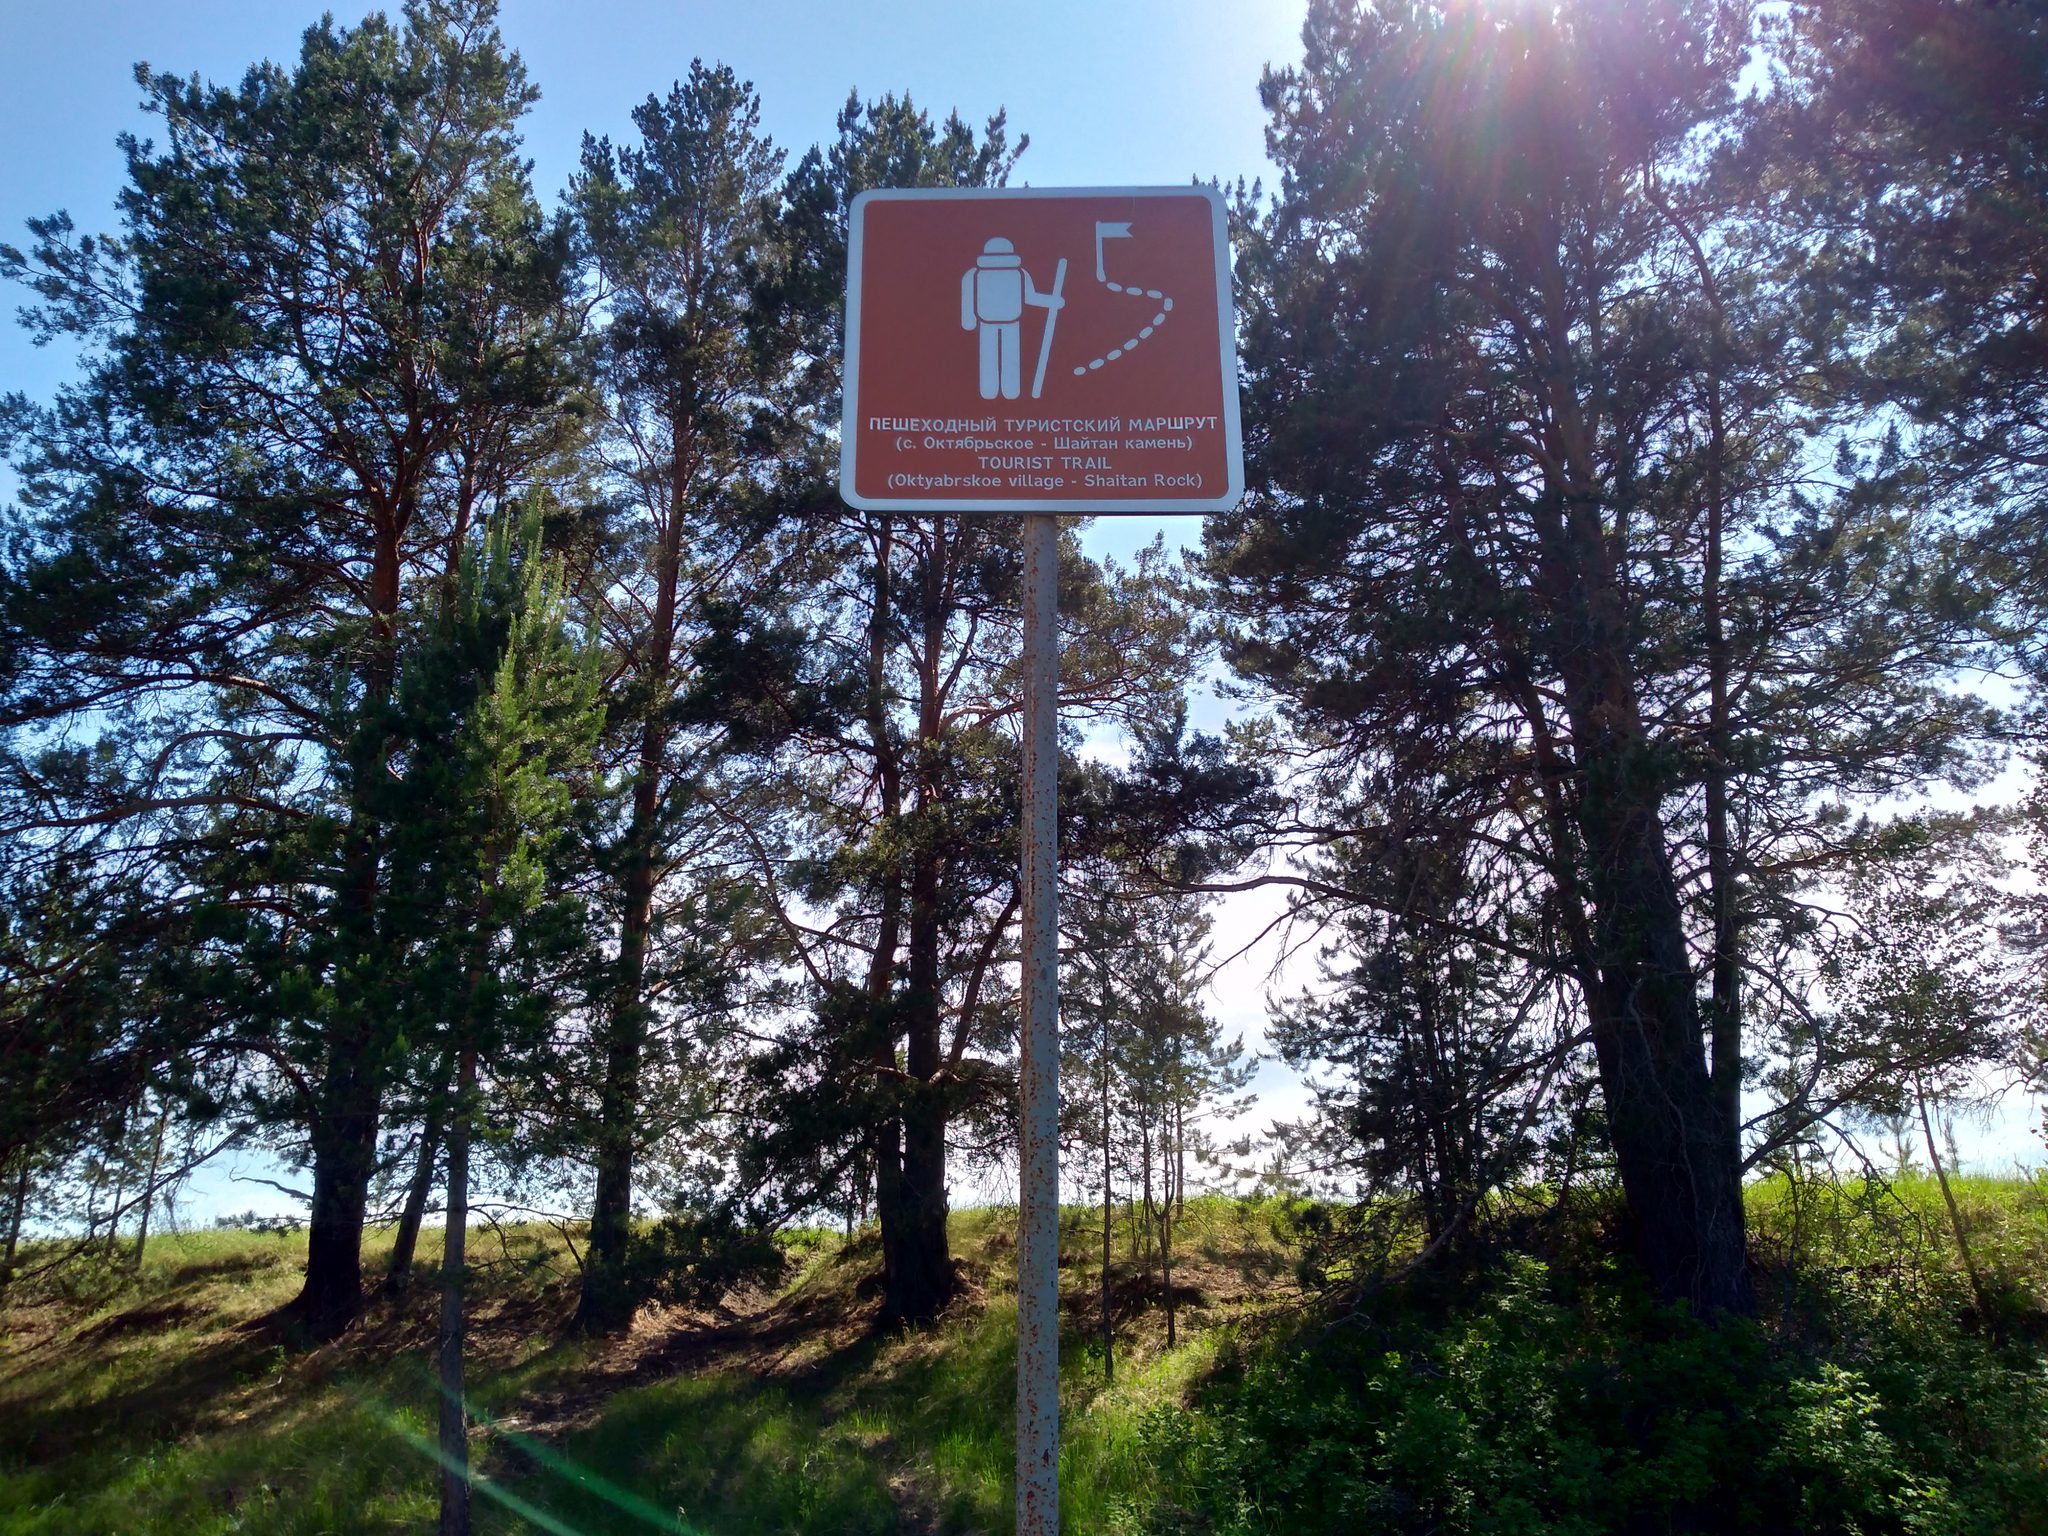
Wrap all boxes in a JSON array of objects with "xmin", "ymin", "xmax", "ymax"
[{"xmin": 840, "ymin": 185, "xmax": 1244, "ymax": 515}]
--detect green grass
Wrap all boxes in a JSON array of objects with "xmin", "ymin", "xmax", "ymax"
[
  {"xmin": 510, "ymin": 1291, "xmax": 1245, "ymax": 1536},
  {"xmin": 0, "ymin": 1226, "xmax": 427, "ymax": 1534},
  {"xmin": 495, "ymin": 1198, "xmax": 1296, "ymax": 1536},
  {"xmin": 2, "ymin": 1184, "xmax": 2043, "ymax": 1534},
  {"xmin": 1748, "ymin": 1168, "xmax": 2048, "ymax": 1293},
  {"xmin": 0, "ymin": 1220, "xmax": 608, "ymax": 1535},
  {"xmin": 0, "ymin": 1198, "xmax": 1295, "ymax": 1534}
]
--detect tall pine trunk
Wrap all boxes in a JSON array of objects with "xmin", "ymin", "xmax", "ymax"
[
  {"xmin": 888, "ymin": 862, "xmax": 953, "ymax": 1324},
  {"xmin": 1534, "ymin": 342, "xmax": 1750, "ymax": 1317},
  {"xmin": 1101, "ymin": 980, "xmax": 1115, "ymax": 1381},
  {"xmin": 581, "ymin": 434, "xmax": 688, "ymax": 1333},
  {"xmin": 579, "ymin": 762, "xmax": 660, "ymax": 1331},
  {"xmin": 1916, "ymin": 1079, "xmax": 1992, "ymax": 1319},
  {"xmin": 1576, "ymin": 796, "xmax": 1748, "ymax": 1314},
  {"xmin": 1654, "ymin": 188, "xmax": 1747, "ymax": 1177},
  {"xmin": 385, "ymin": 1081, "xmax": 447, "ymax": 1297},
  {"xmin": 297, "ymin": 524, "xmax": 403, "ymax": 1341},
  {"xmin": 1159, "ymin": 1130, "xmax": 1176, "ymax": 1349},
  {"xmin": 858, "ymin": 513, "xmax": 952, "ymax": 1328},
  {"xmin": 300, "ymin": 1055, "xmax": 381, "ymax": 1339},
  {"xmin": 882, "ymin": 512, "xmax": 958, "ymax": 1327},
  {"xmin": 1140, "ymin": 1116, "xmax": 1154, "ymax": 1273},
  {"xmin": 1549, "ymin": 538, "xmax": 1749, "ymax": 1314}
]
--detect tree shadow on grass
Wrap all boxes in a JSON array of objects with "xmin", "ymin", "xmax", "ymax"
[{"xmin": 1, "ymin": 1302, "xmax": 306, "ymax": 1470}]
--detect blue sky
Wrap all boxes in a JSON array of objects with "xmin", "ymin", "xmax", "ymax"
[{"xmin": 0, "ymin": 0, "xmax": 1303, "ymax": 432}]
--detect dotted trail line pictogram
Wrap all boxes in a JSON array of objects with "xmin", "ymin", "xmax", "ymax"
[{"xmin": 1071, "ymin": 279, "xmax": 1174, "ymax": 376}]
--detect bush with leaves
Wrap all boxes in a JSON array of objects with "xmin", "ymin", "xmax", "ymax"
[
  {"xmin": 568, "ymin": 1200, "xmax": 789, "ymax": 1319},
  {"xmin": 1135, "ymin": 1207, "xmax": 2046, "ymax": 1536}
]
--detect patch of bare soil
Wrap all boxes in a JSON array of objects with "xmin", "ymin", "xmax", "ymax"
[
  {"xmin": 0, "ymin": 1300, "xmax": 72, "ymax": 1370},
  {"xmin": 500, "ymin": 1247, "xmax": 895, "ymax": 1438}
]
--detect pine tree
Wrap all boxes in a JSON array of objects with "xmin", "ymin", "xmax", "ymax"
[
  {"xmin": 552, "ymin": 60, "xmax": 806, "ymax": 1335},
  {"xmin": 1267, "ymin": 824, "xmax": 1587, "ymax": 1254},
  {"xmin": 565, "ymin": 60, "xmax": 807, "ymax": 1332},
  {"xmin": 1759, "ymin": 0, "xmax": 2048, "ymax": 638},
  {"xmin": 738, "ymin": 94, "xmax": 1035, "ymax": 1326},
  {"xmin": 0, "ymin": 0, "xmax": 585, "ymax": 1339},
  {"xmin": 1214, "ymin": 0, "xmax": 1997, "ymax": 1313},
  {"xmin": 380, "ymin": 513, "xmax": 601, "ymax": 1534}
]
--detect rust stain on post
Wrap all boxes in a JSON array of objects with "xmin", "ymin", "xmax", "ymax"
[{"xmin": 1017, "ymin": 511, "xmax": 1061, "ymax": 1536}]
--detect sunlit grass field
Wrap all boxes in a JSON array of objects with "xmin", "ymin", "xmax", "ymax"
[
  {"xmin": 1, "ymin": 1178, "xmax": 2043, "ymax": 1534},
  {"xmin": 0, "ymin": 1197, "xmax": 1296, "ymax": 1534}
]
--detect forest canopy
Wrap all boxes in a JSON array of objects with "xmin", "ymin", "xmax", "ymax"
[{"xmin": 0, "ymin": 5, "xmax": 2044, "ymax": 1509}]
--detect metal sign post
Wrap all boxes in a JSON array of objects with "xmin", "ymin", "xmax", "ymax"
[
  {"xmin": 840, "ymin": 185, "xmax": 1241, "ymax": 1536},
  {"xmin": 1016, "ymin": 510, "xmax": 1061, "ymax": 1531}
]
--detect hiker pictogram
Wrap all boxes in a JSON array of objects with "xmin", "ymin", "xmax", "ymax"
[{"xmin": 960, "ymin": 238, "xmax": 1067, "ymax": 400}]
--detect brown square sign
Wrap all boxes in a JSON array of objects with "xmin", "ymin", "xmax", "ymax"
[{"xmin": 840, "ymin": 186, "xmax": 1243, "ymax": 513}]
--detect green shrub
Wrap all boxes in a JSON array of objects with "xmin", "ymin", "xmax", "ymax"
[
  {"xmin": 1136, "ymin": 1250, "xmax": 2045, "ymax": 1535},
  {"xmin": 578, "ymin": 1210, "xmax": 788, "ymax": 1320}
]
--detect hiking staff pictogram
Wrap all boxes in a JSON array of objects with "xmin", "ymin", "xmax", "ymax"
[{"xmin": 959, "ymin": 237, "xmax": 1066, "ymax": 400}]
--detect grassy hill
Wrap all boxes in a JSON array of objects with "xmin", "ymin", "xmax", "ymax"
[
  {"xmin": 2, "ymin": 1179, "xmax": 2045, "ymax": 1534},
  {"xmin": 0, "ymin": 1199, "xmax": 1293, "ymax": 1535}
]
